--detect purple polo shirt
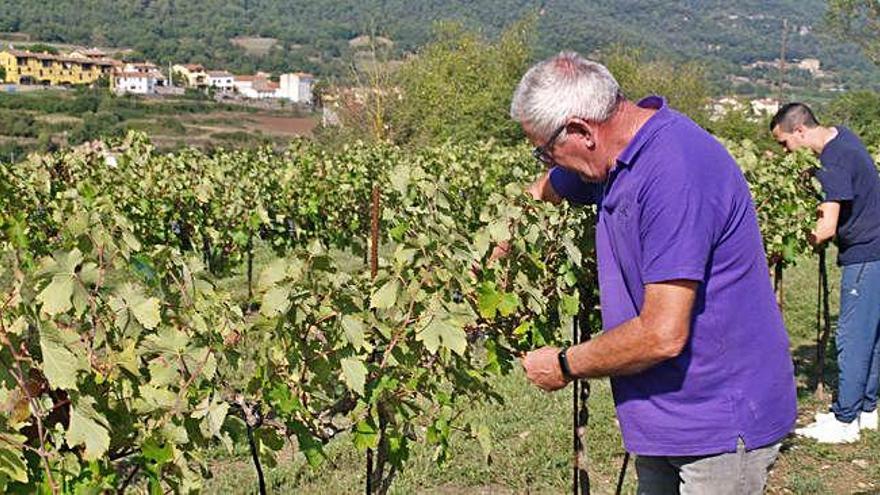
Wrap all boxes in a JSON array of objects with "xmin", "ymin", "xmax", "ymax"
[{"xmin": 550, "ymin": 96, "xmax": 796, "ymax": 456}]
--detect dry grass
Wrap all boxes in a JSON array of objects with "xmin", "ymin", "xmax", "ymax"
[{"xmin": 230, "ymin": 36, "xmax": 279, "ymax": 56}]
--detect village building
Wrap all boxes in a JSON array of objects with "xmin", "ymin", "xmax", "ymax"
[
  {"xmin": 112, "ymin": 62, "xmax": 166, "ymax": 95},
  {"xmin": 172, "ymin": 63, "xmax": 208, "ymax": 87},
  {"xmin": 207, "ymin": 70, "xmax": 235, "ymax": 92},
  {"xmin": 69, "ymin": 48, "xmax": 110, "ymax": 60},
  {"xmin": 276, "ymin": 72, "xmax": 314, "ymax": 103},
  {"xmin": 0, "ymin": 49, "xmax": 115, "ymax": 86}
]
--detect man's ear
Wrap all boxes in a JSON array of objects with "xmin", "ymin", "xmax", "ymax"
[{"xmin": 565, "ymin": 118, "xmax": 595, "ymax": 149}]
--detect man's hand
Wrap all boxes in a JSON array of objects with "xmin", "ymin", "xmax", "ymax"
[
  {"xmin": 522, "ymin": 346, "xmax": 569, "ymax": 391},
  {"xmin": 488, "ymin": 240, "xmax": 510, "ymax": 264},
  {"xmin": 527, "ymin": 171, "xmax": 562, "ymax": 203},
  {"xmin": 811, "ymin": 202, "xmax": 840, "ymax": 247}
]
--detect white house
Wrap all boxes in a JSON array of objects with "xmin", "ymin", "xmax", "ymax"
[
  {"xmin": 122, "ymin": 62, "xmax": 160, "ymax": 74},
  {"xmin": 233, "ymin": 74, "xmax": 279, "ymax": 99},
  {"xmin": 232, "ymin": 75, "xmax": 258, "ymax": 95},
  {"xmin": 277, "ymin": 72, "xmax": 314, "ymax": 103},
  {"xmin": 113, "ymin": 72, "xmax": 164, "ymax": 95},
  {"xmin": 751, "ymin": 98, "xmax": 780, "ymax": 116},
  {"xmin": 207, "ymin": 70, "xmax": 235, "ymax": 92},
  {"xmin": 112, "ymin": 61, "xmax": 166, "ymax": 95}
]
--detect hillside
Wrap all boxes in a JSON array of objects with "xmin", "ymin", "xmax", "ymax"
[{"xmin": 0, "ymin": 0, "xmax": 876, "ymax": 92}]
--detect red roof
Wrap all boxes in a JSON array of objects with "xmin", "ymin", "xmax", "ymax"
[
  {"xmin": 234, "ymin": 75, "xmax": 262, "ymax": 82},
  {"xmin": 116, "ymin": 72, "xmax": 165, "ymax": 79},
  {"xmin": 5, "ymin": 49, "xmax": 115, "ymax": 66}
]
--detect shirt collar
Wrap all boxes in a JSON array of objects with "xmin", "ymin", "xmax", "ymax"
[{"xmin": 615, "ymin": 96, "xmax": 675, "ymax": 167}]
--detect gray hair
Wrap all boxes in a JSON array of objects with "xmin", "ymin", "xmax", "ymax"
[{"xmin": 510, "ymin": 51, "xmax": 622, "ymax": 140}]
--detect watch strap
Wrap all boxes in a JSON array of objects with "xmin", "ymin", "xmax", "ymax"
[{"xmin": 558, "ymin": 347, "xmax": 574, "ymax": 380}]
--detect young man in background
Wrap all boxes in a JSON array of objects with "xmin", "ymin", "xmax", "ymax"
[{"xmin": 772, "ymin": 103, "xmax": 880, "ymax": 444}]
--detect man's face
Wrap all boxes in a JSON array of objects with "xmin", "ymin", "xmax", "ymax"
[
  {"xmin": 772, "ymin": 125, "xmax": 807, "ymax": 153},
  {"xmin": 527, "ymin": 121, "xmax": 612, "ymax": 183}
]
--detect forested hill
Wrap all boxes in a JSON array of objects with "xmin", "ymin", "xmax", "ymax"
[{"xmin": 0, "ymin": 0, "xmax": 875, "ymax": 87}]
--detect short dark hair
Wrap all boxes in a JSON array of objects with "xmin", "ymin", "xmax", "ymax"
[{"xmin": 770, "ymin": 102, "xmax": 820, "ymax": 132}]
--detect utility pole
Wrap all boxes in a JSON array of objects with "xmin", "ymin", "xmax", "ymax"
[{"xmin": 777, "ymin": 18, "xmax": 788, "ymax": 101}]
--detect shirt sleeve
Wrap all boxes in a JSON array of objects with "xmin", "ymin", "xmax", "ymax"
[
  {"xmin": 816, "ymin": 159, "xmax": 854, "ymax": 202},
  {"xmin": 639, "ymin": 162, "xmax": 719, "ymax": 284},
  {"xmin": 548, "ymin": 166, "xmax": 602, "ymax": 205}
]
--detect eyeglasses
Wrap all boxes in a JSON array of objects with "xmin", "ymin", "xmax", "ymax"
[{"xmin": 532, "ymin": 124, "xmax": 566, "ymax": 167}]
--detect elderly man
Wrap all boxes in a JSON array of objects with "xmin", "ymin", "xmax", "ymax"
[
  {"xmin": 771, "ymin": 103, "xmax": 880, "ymax": 444},
  {"xmin": 513, "ymin": 52, "xmax": 796, "ymax": 494}
]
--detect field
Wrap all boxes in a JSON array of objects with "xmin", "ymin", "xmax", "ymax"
[
  {"xmin": 0, "ymin": 89, "xmax": 317, "ymax": 159},
  {"xmin": 196, "ymin": 247, "xmax": 878, "ymax": 495},
  {"xmin": 133, "ymin": 111, "xmax": 317, "ymax": 150}
]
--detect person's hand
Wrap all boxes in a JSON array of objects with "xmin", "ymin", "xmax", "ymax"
[
  {"xmin": 488, "ymin": 240, "xmax": 510, "ymax": 264},
  {"xmin": 522, "ymin": 346, "xmax": 569, "ymax": 391},
  {"xmin": 470, "ymin": 240, "xmax": 511, "ymax": 277}
]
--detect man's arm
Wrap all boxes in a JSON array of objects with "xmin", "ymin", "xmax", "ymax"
[
  {"xmin": 522, "ymin": 280, "xmax": 697, "ymax": 391},
  {"xmin": 809, "ymin": 201, "xmax": 840, "ymax": 246}
]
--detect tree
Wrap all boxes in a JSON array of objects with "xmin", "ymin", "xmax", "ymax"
[
  {"xmin": 826, "ymin": 0, "xmax": 880, "ymax": 65},
  {"xmin": 388, "ymin": 16, "xmax": 535, "ymax": 146},
  {"xmin": 20, "ymin": 43, "xmax": 59, "ymax": 54},
  {"xmin": 601, "ymin": 46, "xmax": 711, "ymax": 126},
  {"xmin": 93, "ymin": 74, "xmax": 110, "ymax": 89},
  {"xmin": 824, "ymin": 90, "xmax": 880, "ymax": 145}
]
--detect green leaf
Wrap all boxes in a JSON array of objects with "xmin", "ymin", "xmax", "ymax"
[
  {"xmin": 142, "ymin": 438, "xmax": 173, "ymax": 465},
  {"xmin": 39, "ymin": 323, "xmax": 84, "ymax": 390},
  {"xmin": 67, "ymin": 397, "xmax": 110, "ymax": 461},
  {"xmin": 267, "ymin": 383, "xmax": 302, "ymax": 415},
  {"xmin": 443, "ymin": 325, "xmax": 467, "ymax": 356},
  {"xmin": 473, "ymin": 422, "xmax": 492, "ymax": 462},
  {"xmin": 148, "ymin": 359, "xmax": 178, "ymax": 387},
  {"xmin": 261, "ymin": 286, "xmax": 290, "ymax": 317},
  {"xmin": 258, "ymin": 258, "xmax": 288, "ymax": 290},
  {"xmin": 205, "ymin": 400, "xmax": 229, "ymax": 437},
  {"xmin": 487, "ymin": 220, "xmax": 510, "ymax": 242},
  {"xmin": 341, "ymin": 315, "xmax": 366, "ymax": 350},
  {"xmin": 340, "ymin": 357, "xmax": 367, "ymax": 396},
  {"xmin": 131, "ymin": 297, "xmax": 161, "ymax": 330},
  {"xmin": 370, "ymin": 279, "xmax": 399, "ymax": 310},
  {"xmin": 353, "ymin": 419, "xmax": 380, "ymax": 450},
  {"xmin": 419, "ymin": 317, "xmax": 467, "ymax": 356},
  {"xmin": 0, "ymin": 437, "xmax": 28, "ymax": 483},
  {"xmin": 560, "ymin": 293, "xmax": 579, "ymax": 317},
  {"xmin": 36, "ymin": 275, "xmax": 74, "ymax": 316},
  {"xmin": 291, "ymin": 422, "xmax": 324, "ymax": 467},
  {"xmin": 477, "ymin": 283, "xmax": 502, "ymax": 319},
  {"xmin": 562, "ymin": 237, "xmax": 582, "ymax": 266},
  {"xmin": 142, "ymin": 327, "xmax": 188, "ymax": 356},
  {"xmin": 497, "ymin": 292, "xmax": 520, "ymax": 317}
]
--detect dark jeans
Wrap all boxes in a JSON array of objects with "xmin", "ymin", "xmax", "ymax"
[
  {"xmin": 832, "ymin": 259, "xmax": 880, "ymax": 423},
  {"xmin": 635, "ymin": 439, "xmax": 781, "ymax": 494}
]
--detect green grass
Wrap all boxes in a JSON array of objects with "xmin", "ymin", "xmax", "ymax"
[{"xmin": 203, "ymin": 247, "xmax": 880, "ymax": 494}]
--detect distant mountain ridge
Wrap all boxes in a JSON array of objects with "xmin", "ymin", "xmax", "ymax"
[{"xmin": 0, "ymin": 0, "xmax": 875, "ymax": 90}]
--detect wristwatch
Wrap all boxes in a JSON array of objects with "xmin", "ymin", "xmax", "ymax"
[{"xmin": 557, "ymin": 347, "xmax": 574, "ymax": 381}]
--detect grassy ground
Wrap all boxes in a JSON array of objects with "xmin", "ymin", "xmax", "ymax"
[{"xmin": 204, "ymin": 248, "xmax": 880, "ymax": 494}]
